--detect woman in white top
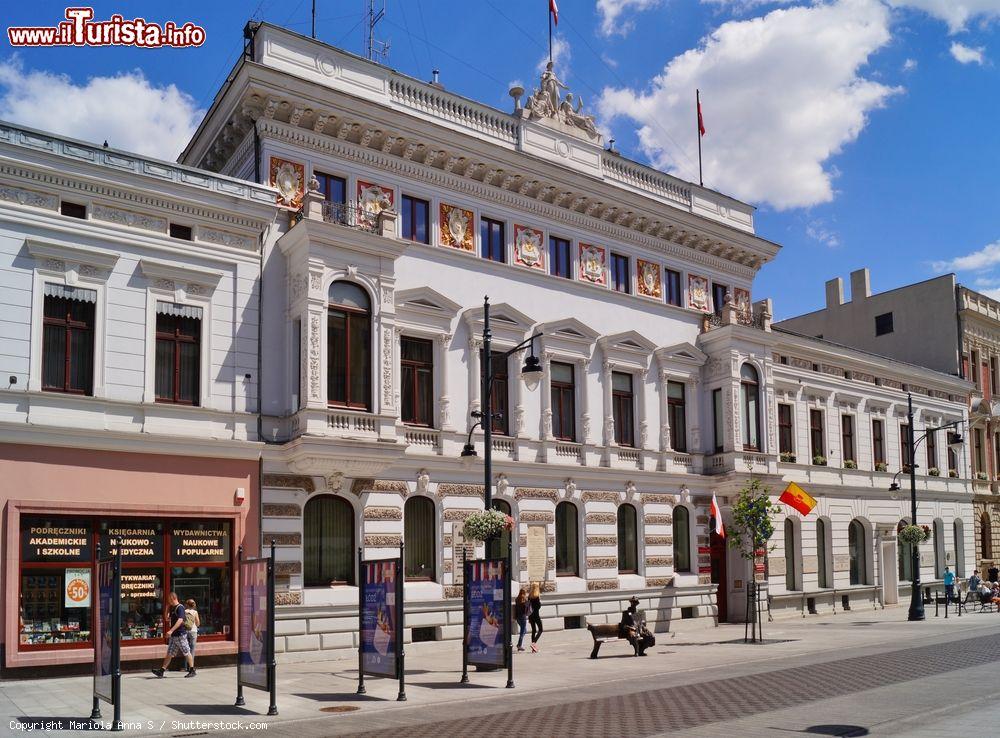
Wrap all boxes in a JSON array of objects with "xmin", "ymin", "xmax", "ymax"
[{"xmin": 184, "ymin": 599, "xmax": 201, "ymax": 657}]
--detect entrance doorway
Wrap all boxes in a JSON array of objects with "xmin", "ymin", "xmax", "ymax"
[{"xmin": 710, "ymin": 530, "xmax": 728, "ymax": 622}]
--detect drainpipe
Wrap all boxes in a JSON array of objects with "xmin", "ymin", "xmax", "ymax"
[{"xmin": 956, "ymin": 282, "xmax": 965, "ymax": 380}]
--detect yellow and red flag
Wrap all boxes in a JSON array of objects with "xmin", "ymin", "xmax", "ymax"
[{"xmin": 779, "ymin": 482, "xmax": 817, "ymax": 516}]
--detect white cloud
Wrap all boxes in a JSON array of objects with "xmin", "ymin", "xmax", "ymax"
[
  {"xmin": 806, "ymin": 219, "xmax": 841, "ymax": 247},
  {"xmin": 598, "ymin": 0, "xmax": 901, "ymax": 210},
  {"xmin": 932, "ymin": 241, "xmax": 1000, "ymax": 272},
  {"xmin": 886, "ymin": 0, "xmax": 1000, "ymax": 34},
  {"xmin": 601, "ymin": 53, "xmax": 620, "ymax": 69},
  {"xmin": 596, "ymin": 0, "xmax": 662, "ymax": 37},
  {"xmin": 902, "ymin": 57, "xmax": 918, "ymax": 70},
  {"xmin": 538, "ymin": 35, "xmax": 572, "ymax": 81},
  {"xmin": 949, "ymin": 41, "xmax": 986, "ymax": 64},
  {"xmin": 0, "ymin": 57, "xmax": 202, "ymax": 161}
]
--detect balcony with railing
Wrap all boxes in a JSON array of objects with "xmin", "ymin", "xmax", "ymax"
[{"xmin": 702, "ymin": 297, "xmax": 772, "ymax": 334}]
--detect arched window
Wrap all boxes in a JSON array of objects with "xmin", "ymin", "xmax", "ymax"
[
  {"xmin": 954, "ymin": 519, "xmax": 965, "ymax": 577},
  {"xmin": 556, "ymin": 501, "xmax": 579, "ymax": 576},
  {"xmin": 816, "ymin": 518, "xmax": 829, "ymax": 589},
  {"xmin": 328, "ymin": 281, "xmax": 371, "ymax": 410},
  {"xmin": 486, "ymin": 499, "xmax": 512, "ymax": 561},
  {"xmin": 617, "ymin": 504, "xmax": 639, "ymax": 574},
  {"xmin": 933, "ymin": 519, "xmax": 945, "ymax": 579},
  {"xmin": 848, "ymin": 519, "xmax": 867, "ymax": 585},
  {"xmin": 673, "ymin": 506, "xmax": 691, "ymax": 573},
  {"xmin": 740, "ymin": 364, "xmax": 761, "ymax": 451},
  {"xmin": 404, "ymin": 496, "xmax": 435, "ymax": 581},
  {"xmin": 303, "ymin": 496, "xmax": 355, "ymax": 586},
  {"xmin": 898, "ymin": 520, "xmax": 914, "ymax": 582},
  {"xmin": 784, "ymin": 518, "xmax": 799, "ymax": 590},
  {"xmin": 981, "ymin": 513, "xmax": 993, "ymax": 560}
]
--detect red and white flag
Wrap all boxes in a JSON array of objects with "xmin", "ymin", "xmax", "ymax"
[
  {"xmin": 549, "ymin": 0, "xmax": 559, "ymax": 25},
  {"xmin": 697, "ymin": 94, "xmax": 706, "ymax": 137},
  {"xmin": 710, "ymin": 493, "xmax": 725, "ymax": 537}
]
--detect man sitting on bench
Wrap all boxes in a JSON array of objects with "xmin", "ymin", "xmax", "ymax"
[{"xmin": 619, "ymin": 596, "xmax": 655, "ymax": 656}]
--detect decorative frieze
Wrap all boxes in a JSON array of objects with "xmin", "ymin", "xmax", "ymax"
[
  {"xmin": 443, "ymin": 509, "xmax": 477, "ymax": 522},
  {"xmin": 275, "ymin": 591, "xmax": 302, "ymax": 606},
  {"xmin": 644, "ymin": 514, "xmax": 673, "ymax": 525},
  {"xmin": 262, "ymin": 474, "xmax": 315, "ymax": 492},
  {"xmin": 585, "ymin": 513, "xmax": 617, "ymax": 524},
  {"xmin": 437, "ymin": 483, "xmax": 485, "ymax": 498},
  {"xmin": 641, "ymin": 493, "xmax": 674, "ymax": 505},
  {"xmin": 200, "ymin": 227, "xmax": 254, "ymax": 251},
  {"xmin": 275, "ymin": 561, "xmax": 302, "ymax": 576},
  {"xmin": 519, "ymin": 511, "xmax": 554, "ymax": 523},
  {"xmin": 0, "ymin": 184, "xmax": 58, "ymax": 210},
  {"xmin": 645, "ymin": 556, "xmax": 673, "ymax": 567},
  {"xmin": 267, "ymin": 533, "xmax": 301, "ymax": 546},
  {"xmin": 443, "ymin": 561, "xmax": 453, "ymax": 574},
  {"xmin": 587, "ymin": 535, "xmax": 616, "ymax": 546},
  {"xmin": 262, "ymin": 503, "xmax": 301, "ymax": 518},
  {"xmin": 645, "ymin": 576, "xmax": 673, "ymax": 588},
  {"xmin": 582, "ymin": 491, "xmax": 620, "ymax": 503},
  {"xmin": 364, "ymin": 534, "xmax": 402, "ymax": 546},
  {"xmin": 91, "ymin": 203, "xmax": 167, "ymax": 232},
  {"xmin": 444, "ymin": 585, "xmax": 463, "ymax": 599},
  {"xmin": 514, "ymin": 487, "xmax": 559, "ymax": 501},
  {"xmin": 363, "ymin": 506, "xmax": 402, "ymax": 520},
  {"xmin": 351, "ymin": 479, "xmax": 408, "ymax": 495},
  {"xmin": 587, "ymin": 579, "xmax": 620, "ymax": 591},
  {"xmin": 586, "ymin": 557, "xmax": 618, "ymax": 569}
]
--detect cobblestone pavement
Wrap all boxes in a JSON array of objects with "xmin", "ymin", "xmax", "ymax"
[{"xmin": 337, "ymin": 631, "xmax": 1000, "ymax": 738}]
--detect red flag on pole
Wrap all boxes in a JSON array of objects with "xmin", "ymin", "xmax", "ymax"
[
  {"xmin": 697, "ymin": 95, "xmax": 706, "ymax": 137},
  {"xmin": 550, "ymin": 0, "xmax": 559, "ymax": 25}
]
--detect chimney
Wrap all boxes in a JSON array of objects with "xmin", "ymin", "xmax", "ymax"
[
  {"xmin": 825, "ymin": 277, "xmax": 844, "ymax": 308},
  {"xmin": 850, "ymin": 269, "xmax": 871, "ymax": 300},
  {"xmin": 430, "ymin": 69, "xmax": 443, "ymax": 89}
]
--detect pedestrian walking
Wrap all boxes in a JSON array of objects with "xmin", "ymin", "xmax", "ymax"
[
  {"xmin": 528, "ymin": 582, "xmax": 543, "ymax": 653},
  {"xmin": 151, "ymin": 592, "xmax": 196, "ymax": 678},
  {"xmin": 943, "ymin": 566, "xmax": 955, "ymax": 604},
  {"xmin": 969, "ymin": 569, "xmax": 982, "ymax": 593},
  {"xmin": 184, "ymin": 598, "xmax": 201, "ymax": 657},
  {"xmin": 514, "ymin": 588, "xmax": 529, "ymax": 652}
]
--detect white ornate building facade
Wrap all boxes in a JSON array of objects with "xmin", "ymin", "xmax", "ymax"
[{"xmin": 176, "ymin": 24, "xmax": 973, "ymax": 657}]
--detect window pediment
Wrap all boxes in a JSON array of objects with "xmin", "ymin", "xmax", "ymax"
[
  {"xmin": 464, "ymin": 302, "xmax": 536, "ymax": 347},
  {"xmin": 139, "ymin": 257, "xmax": 224, "ymax": 292},
  {"xmin": 396, "ymin": 287, "xmax": 461, "ymax": 335},
  {"xmin": 538, "ymin": 317, "xmax": 598, "ymax": 360}
]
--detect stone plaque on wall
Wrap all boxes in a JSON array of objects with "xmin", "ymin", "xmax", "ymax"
[
  {"xmin": 768, "ymin": 556, "xmax": 786, "ymax": 576},
  {"xmin": 833, "ymin": 554, "xmax": 851, "ymax": 572},
  {"xmin": 526, "ymin": 525, "xmax": 547, "ymax": 582},
  {"xmin": 452, "ymin": 524, "xmax": 475, "ymax": 584},
  {"xmin": 801, "ymin": 555, "xmax": 818, "ymax": 575}
]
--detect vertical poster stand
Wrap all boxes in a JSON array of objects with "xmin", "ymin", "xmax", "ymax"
[
  {"xmin": 91, "ymin": 540, "xmax": 122, "ymax": 731},
  {"xmin": 357, "ymin": 543, "xmax": 406, "ymax": 701},
  {"xmin": 460, "ymin": 549, "xmax": 512, "ymax": 686},
  {"xmin": 235, "ymin": 540, "xmax": 277, "ymax": 715}
]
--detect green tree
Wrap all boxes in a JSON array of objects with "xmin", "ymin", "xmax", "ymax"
[{"xmin": 727, "ymin": 478, "xmax": 779, "ymax": 642}]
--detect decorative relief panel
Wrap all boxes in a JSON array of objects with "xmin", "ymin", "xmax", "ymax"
[
  {"xmin": 586, "ymin": 535, "xmax": 617, "ymax": 546},
  {"xmin": 443, "ymin": 509, "xmax": 478, "ymax": 522},
  {"xmin": 308, "ymin": 315, "xmax": 321, "ymax": 401},
  {"xmin": 585, "ymin": 512, "xmax": 617, "ymax": 524},
  {"xmin": 439, "ymin": 203, "xmax": 474, "ymax": 251},
  {"xmin": 262, "ymin": 474, "xmax": 316, "ymax": 493},
  {"xmin": 586, "ymin": 557, "xmax": 617, "ymax": 569},
  {"xmin": 513, "ymin": 224, "xmax": 544, "ymax": 270},
  {"xmin": 437, "ymin": 483, "xmax": 484, "ymax": 498},
  {"xmin": 0, "ymin": 184, "xmax": 58, "ymax": 210},
  {"xmin": 644, "ymin": 514, "xmax": 673, "ymax": 525},
  {"xmin": 363, "ymin": 507, "xmax": 403, "ymax": 520},
  {"xmin": 200, "ymin": 227, "xmax": 253, "ymax": 251},
  {"xmin": 364, "ymin": 534, "xmax": 402, "ymax": 547},
  {"xmin": 637, "ymin": 259, "xmax": 662, "ymax": 299},
  {"xmin": 382, "ymin": 327, "xmax": 394, "ymax": 408},
  {"xmin": 262, "ymin": 504, "xmax": 301, "ymax": 518},
  {"xmin": 587, "ymin": 579, "xmax": 620, "ymax": 591},
  {"xmin": 645, "ymin": 535, "xmax": 673, "ymax": 546},
  {"xmin": 688, "ymin": 274, "xmax": 709, "ymax": 311},
  {"xmin": 269, "ymin": 156, "xmax": 304, "ymax": 208},
  {"xmin": 519, "ymin": 511, "xmax": 554, "ymax": 523},
  {"xmin": 582, "ymin": 491, "xmax": 620, "ymax": 503},
  {"xmin": 357, "ymin": 180, "xmax": 393, "ymax": 226},
  {"xmin": 733, "ymin": 287, "xmax": 751, "ymax": 317},
  {"xmin": 91, "ymin": 204, "xmax": 167, "ymax": 233},
  {"xmin": 645, "ymin": 556, "xmax": 673, "ymax": 567},
  {"xmin": 645, "ymin": 576, "xmax": 673, "ymax": 588},
  {"xmin": 514, "ymin": 487, "xmax": 559, "ymax": 501},
  {"xmin": 578, "ymin": 243, "xmax": 606, "ymax": 285}
]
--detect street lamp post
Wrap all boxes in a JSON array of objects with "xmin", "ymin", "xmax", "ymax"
[
  {"xmin": 889, "ymin": 393, "xmax": 965, "ymax": 622},
  {"xmin": 460, "ymin": 296, "xmax": 543, "ymax": 689}
]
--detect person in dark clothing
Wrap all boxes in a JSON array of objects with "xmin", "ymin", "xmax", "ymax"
[
  {"xmin": 151, "ymin": 591, "xmax": 196, "ymax": 678},
  {"xmin": 528, "ymin": 582, "xmax": 543, "ymax": 653},
  {"xmin": 619, "ymin": 596, "xmax": 655, "ymax": 656},
  {"xmin": 514, "ymin": 588, "xmax": 529, "ymax": 652}
]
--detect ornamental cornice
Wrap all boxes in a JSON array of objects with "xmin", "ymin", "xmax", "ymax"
[{"xmin": 256, "ymin": 119, "xmax": 758, "ymax": 279}]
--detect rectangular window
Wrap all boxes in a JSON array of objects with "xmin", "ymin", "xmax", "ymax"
[
  {"xmin": 549, "ymin": 236, "xmax": 572, "ymax": 279},
  {"xmin": 480, "ymin": 217, "xmax": 505, "ymax": 263},
  {"xmin": 841, "ymin": 415, "xmax": 855, "ymax": 463},
  {"xmin": 42, "ymin": 284, "xmax": 96, "ymax": 395},
  {"xmin": 809, "ymin": 409, "xmax": 825, "ymax": 460},
  {"xmin": 154, "ymin": 302, "xmax": 202, "ymax": 405},
  {"xmin": 327, "ymin": 302, "xmax": 371, "ymax": 410},
  {"xmin": 168, "ymin": 223, "xmax": 192, "ymax": 241},
  {"xmin": 315, "ymin": 171, "xmax": 347, "ymax": 204},
  {"xmin": 713, "ymin": 283, "xmax": 728, "ymax": 317},
  {"xmin": 992, "ymin": 357, "xmax": 999, "ymax": 396},
  {"xmin": 400, "ymin": 336, "xmax": 434, "ymax": 426},
  {"xmin": 975, "ymin": 428, "xmax": 985, "ymax": 473},
  {"xmin": 778, "ymin": 404, "xmax": 793, "ymax": 454},
  {"xmin": 900, "ymin": 424, "xmax": 911, "ymax": 469},
  {"xmin": 292, "ymin": 319, "xmax": 301, "ymax": 410},
  {"xmin": 972, "ymin": 350, "xmax": 980, "ymax": 387},
  {"xmin": 612, "ymin": 371, "xmax": 634, "ymax": 446},
  {"xmin": 668, "ymin": 381, "xmax": 687, "ymax": 452},
  {"xmin": 401, "ymin": 194, "xmax": 430, "ymax": 244},
  {"xmin": 712, "ymin": 388, "xmax": 724, "ymax": 453},
  {"xmin": 874, "ymin": 312, "xmax": 894, "ymax": 336},
  {"xmin": 872, "ymin": 419, "xmax": 885, "ymax": 466},
  {"xmin": 60, "ymin": 201, "xmax": 86, "ymax": 219},
  {"xmin": 610, "ymin": 253, "xmax": 630, "ymax": 294},
  {"xmin": 926, "ymin": 428, "xmax": 937, "ymax": 472},
  {"xmin": 550, "ymin": 361, "xmax": 576, "ymax": 441},
  {"xmin": 665, "ymin": 269, "xmax": 682, "ymax": 307},
  {"xmin": 484, "ymin": 350, "xmax": 509, "ymax": 435}
]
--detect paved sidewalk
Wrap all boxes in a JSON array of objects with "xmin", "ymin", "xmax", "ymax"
[{"xmin": 3, "ymin": 606, "xmax": 999, "ymax": 737}]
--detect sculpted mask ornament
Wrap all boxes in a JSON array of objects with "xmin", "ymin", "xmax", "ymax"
[
  {"xmin": 579, "ymin": 243, "xmax": 606, "ymax": 284},
  {"xmin": 637, "ymin": 259, "xmax": 662, "ymax": 298},
  {"xmin": 357, "ymin": 181, "xmax": 393, "ymax": 225},
  {"xmin": 439, "ymin": 203, "xmax": 474, "ymax": 251},
  {"xmin": 688, "ymin": 274, "xmax": 710, "ymax": 312},
  {"xmin": 269, "ymin": 157, "xmax": 304, "ymax": 208},
  {"xmin": 513, "ymin": 225, "xmax": 544, "ymax": 269}
]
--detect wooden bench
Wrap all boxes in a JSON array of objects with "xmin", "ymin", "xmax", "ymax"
[{"xmin": 587, "ymin": 623, "xmax": 631, "ymax": 659}]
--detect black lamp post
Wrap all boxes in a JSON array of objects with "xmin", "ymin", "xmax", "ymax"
[{"xmin": 889, "ymin": 393, "xmax": 965, "ymax": 622}]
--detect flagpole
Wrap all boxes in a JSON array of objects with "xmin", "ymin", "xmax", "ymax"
[
  {"xmin": 696, "ymin": 89, "xmax": 703, "ymax": 187},
  {"xmin": 548, "ymin": 3, "xmax": 553, "ymax": 64}
]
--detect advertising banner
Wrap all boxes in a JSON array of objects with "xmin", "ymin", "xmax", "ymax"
[
  {"xmin": 64, "ymin": 567, "xmax": 91, "ymax": 609},
  {"xmin": 171, "ymin": 521, "xmax": 230, "ymax": 562},
  {"xmin": 94, "ymin": 557, "xmax": 117, "ymax": 704},
  {"xmin": 360, "ymin": 559, "xmax": 399, "ymax": 678},
  {"xmin": 98, "ymin": 520, "xmax": 163, "ymax": 563},
  {"xmin": 21, "ymin": 518, "xmax": 91, "ymax": 563},
  {"xmin": 237, "ymin": 559, "xmax": 270, "ymax": 691},
  {"xmin": 465, "ymin": 558, "xmax": 507, "ymax": 669}
]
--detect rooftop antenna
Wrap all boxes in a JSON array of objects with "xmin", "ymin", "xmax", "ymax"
[{"xmin": 364, "ymin": 0, "xmax": 390, "ymax": 63}]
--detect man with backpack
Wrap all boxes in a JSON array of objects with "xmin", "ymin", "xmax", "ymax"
[{"xmin": 151, "ymin": 591, "xmax": 196, "ymax": 678}]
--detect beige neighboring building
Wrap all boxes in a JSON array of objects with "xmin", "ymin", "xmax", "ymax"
[{"xmin": 777, "ymin": 269, "xmax": 1000, "ymax": 576}]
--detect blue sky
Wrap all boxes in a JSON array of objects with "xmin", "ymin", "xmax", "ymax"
[{"xmin": 2, "ymin": 0, "xmax": 999, "ymax": 318}]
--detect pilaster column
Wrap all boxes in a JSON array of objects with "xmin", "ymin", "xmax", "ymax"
[
  {"xmin": 541, "ymin": 351, "xmax": 554, "ymax": 440},
  {"xmin": 439, "ymin": 333, "xmax": 453, "ymax": 431},
  {"xmin": 637, "ymin": 369, "xmax": 649, "ymax": 450},
  {"xmin": 468, "ymin": 337, "xmax": 482, "ymax": 431},
  {"xmin": 688, "ymin": 376, "xmax": 703, "ymax": 453},
  {"xmin": 659, "ymin": 369, "xmax": 672, "ymax": 452},
  {"xmin": 513, "ymin": 348, "xmax": 526, "ymax": 436},
  {"xmin": 576, "ymin": 356, "xmax": 590, "ymax": 444},
  {"xmin": 602, "ymin": 360, "xmax": 615, "ymax": 446}
]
